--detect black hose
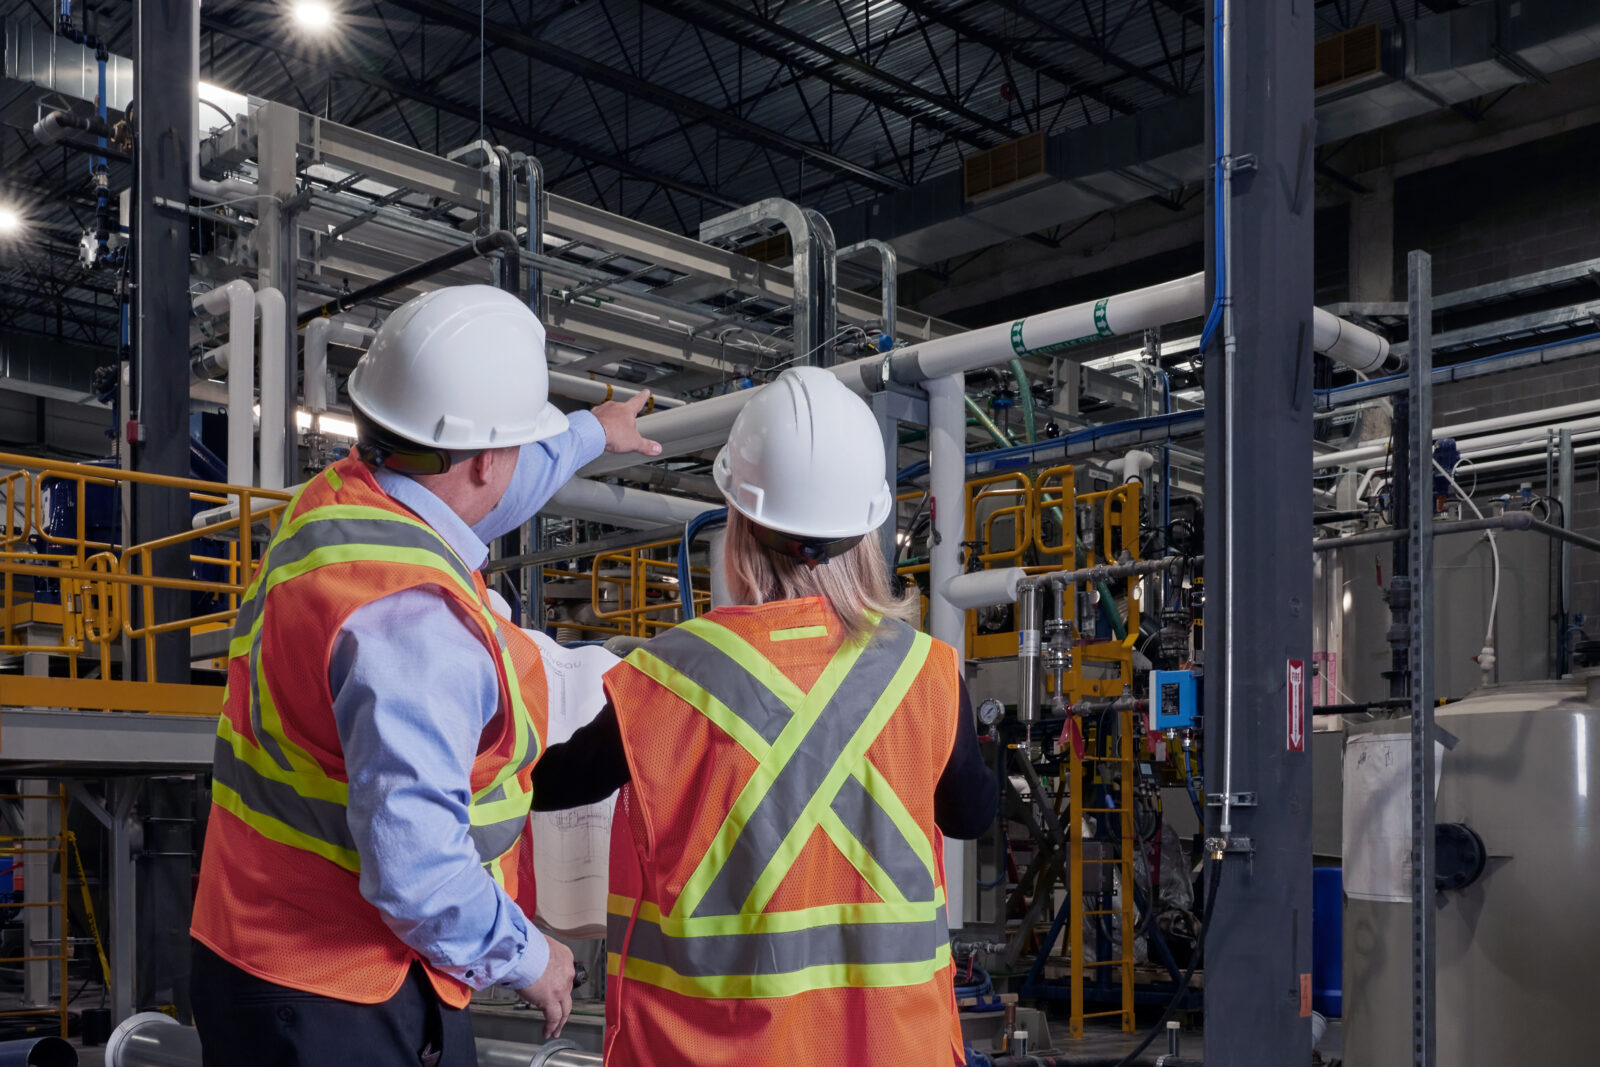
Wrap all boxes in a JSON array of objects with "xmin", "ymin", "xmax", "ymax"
[
  {"xmin": 1103, "ymin": 854, "xmax": 1223, "ymax": 1067},
  {"xmin": 295, "ymin": 229, "xmax": 520, "ymax": 326}
]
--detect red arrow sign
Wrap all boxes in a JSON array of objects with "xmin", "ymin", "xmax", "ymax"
[{"xmin": 1287, "ymin": 659, "xmax": 1306, "ymax": 751}]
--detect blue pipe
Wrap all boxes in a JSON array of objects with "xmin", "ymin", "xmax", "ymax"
[
  {"xmin": 1197, "ymin": 2, "xmax": 1228, "ymax": 355},
  {"xmin": 896, "ymin": 409, "xmax": 1207, "ymax": 484},
  {"xmin": 678, "ymin": 508, "xmax": 728, "ymax": 620},
  {"xmin": 1321, "ymin": 328, "xmax": 1600, "ymax": 400}
]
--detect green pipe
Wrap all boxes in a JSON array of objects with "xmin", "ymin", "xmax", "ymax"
[
  {"xmin": 964, "ymin": 395, "xmax": 1014, "ymax": 448},
  {"xmin": 1008, "ymin": 358, "xmax": 1038, "ymax": 444}
]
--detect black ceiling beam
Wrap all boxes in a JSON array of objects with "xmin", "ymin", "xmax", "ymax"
[
  {"xmin": 198, "ymin": 12, "xmax": 743, "ymax": 210},
  {"xmin": 380, "ymin": 0, "xmax": 906, "ymax": 193},
  {"xmin": 989, "ymin": 0, "xmax": 1186, "ymax": 98},
  {"xmin": 1151, "ymin": 0, "xmax": 1206, "ymax": 27},
  {"xmin": 894, "ymin": 0, "xmax": 1143, "ymax": 117},
  {"xmin": 652, "ymin": 0, "xmax": 1020, "ymax": 143}
]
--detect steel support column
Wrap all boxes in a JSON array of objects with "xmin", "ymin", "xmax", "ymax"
[
  {"xmin": 1201, "ymin": 0, "xmax": 1315, "ymax": 1064},
  {"xmin": 1406, "ymin": 250, "xmax": 1436, "ymax": 1067},
  {"xmin": 132, "ymin": 0, "xmax": 194, "ymax": 683}
]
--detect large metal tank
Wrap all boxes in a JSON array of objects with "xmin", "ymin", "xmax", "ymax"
[
  {"xmin": 1314, "ymin": 526, "xmax": 1554, "ymax": 705},
  {"xmin": 1342, "ymin": 673, "xmax": 1600, "ymax": 1065}
]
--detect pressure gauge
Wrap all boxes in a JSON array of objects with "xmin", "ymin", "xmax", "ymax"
[{"xmin": 977, "ymin": 698, "xmax": 1005, "ymax": 727}]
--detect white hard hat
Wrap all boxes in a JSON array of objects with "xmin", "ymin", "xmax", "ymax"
[
  {"xmin": 347, "ymin": 284, "xmax": 568, "ymax": 451},
  {"xmin": 713, "ymin": 366, "xmax": 893, "ymax": 542}
]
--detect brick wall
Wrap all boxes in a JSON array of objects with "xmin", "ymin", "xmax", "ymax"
[{"xmin": 1393, "ymin": 126, "xmax": 1600, "ymax": 294}]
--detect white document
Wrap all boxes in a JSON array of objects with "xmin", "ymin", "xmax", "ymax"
[
  {"xmin": 1342, "ymin": 732, "xmax": 1445, "ymax": 903},
  {"xmin": 524, "ymin": 629, "xmax": 620, "ymax": 939}
]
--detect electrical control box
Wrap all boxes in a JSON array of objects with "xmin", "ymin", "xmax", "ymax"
[{"xmin": 1149, "ymin": 669, "xmax": 1199, "ymax": 732}]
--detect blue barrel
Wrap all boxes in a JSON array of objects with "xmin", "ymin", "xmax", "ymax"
[{"xmin": 1312, "ymin": 865, "xmax": 1342, "ymax": 1016}]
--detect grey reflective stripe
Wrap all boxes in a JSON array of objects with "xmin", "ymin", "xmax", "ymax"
[
  {"xmin": 691, "ymin": 622, "xmax": 919, "ymax": 919},
  {"xmin": 232, "ymin": 514, "xmax": 472, "ymax": 638},
  {"xmin": 646, "ymin": 625, "xmax": 793, "ymax": 745},
  {"xmin": 609, "ymin": 905, "xmax": 950, "ymax": 978},
  {"xmin": 830, "ymin": 775, "xmax": 934, "ymax": 902},
  {"xmin": 468, "ymin": 818, "xmax": 523, "ymax": 864},
  {"xmin": 247, "ymin": 617, "xmax": 296, "ymax": 773},
  {"xmin": 211, "ymin": 738, "xmax": 358, "ymax": 856}
]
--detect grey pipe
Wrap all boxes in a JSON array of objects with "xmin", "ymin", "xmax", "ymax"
[
  {"xmin": 477, "ymin": 1037, "xmax": 600, "ymax": 1067},
  {"xmin": 0, "ymin": 1036, "xmax": 75, "ymax": 1067},
  {"xmin": 1312, "ymin": 511, "xmax": 1600, "ymax": 554},
  {"xmin": 837, "ymin": 239, "xmax": 898, "ymax": 342},
  {"xmin": 104, "ymin": 1015, "xmax": 598, "ymax": 1067},
  {"xmin": 1037, "ymin": 554, "xmax": 1197, "ymax": 589}
]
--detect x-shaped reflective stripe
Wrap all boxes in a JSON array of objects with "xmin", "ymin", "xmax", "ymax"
[{"xmin": 638, "ymin": 618, "xmax": 938, "ymax": 921}]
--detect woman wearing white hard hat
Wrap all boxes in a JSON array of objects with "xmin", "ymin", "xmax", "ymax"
[
  {"xmin": 191, "ymin": 284, "xmax": 661, "ymax": 1067},
  {"xmin": 534, "ymin": 366, "xmax": 996, "ymax": 1067}
]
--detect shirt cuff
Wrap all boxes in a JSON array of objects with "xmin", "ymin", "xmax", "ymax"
[
  {"xmin": 497, "ymin": 927, "xmax": 551, "ymax": 991},
  {"xmin": 566, "ymin": 410, "xmax": 607, "ymax": 466}
]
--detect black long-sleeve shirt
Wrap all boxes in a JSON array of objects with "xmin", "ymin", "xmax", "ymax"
[{"xmin": 533, "ymin": 681, "xmax": 997, "ymax": 839}]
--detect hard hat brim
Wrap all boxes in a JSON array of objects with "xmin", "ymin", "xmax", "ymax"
[{"xmin": 351, "ymin": 388, "xmax": 571, "ymax": 451}]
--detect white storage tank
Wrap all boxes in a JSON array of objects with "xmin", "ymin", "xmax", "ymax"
[{"xmin": 1343, "ymin": 672, "xmax": 1600, "ymax": 1064}]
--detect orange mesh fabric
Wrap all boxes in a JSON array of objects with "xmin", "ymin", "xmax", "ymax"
[{"xmin": 603, "ymin": 598, "xmax": 966, "ymax": 1067}]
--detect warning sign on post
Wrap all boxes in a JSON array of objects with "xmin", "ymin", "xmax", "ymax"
[{"xmin": 1287, "ymin": 659, "xmax": 1306, "ymax": 752}]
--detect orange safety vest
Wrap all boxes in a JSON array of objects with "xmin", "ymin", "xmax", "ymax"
[
  {"xmin": 191, "ymin": 457, "xmax": 548, "ymax": 1007},
  {"xmin": 601, "ymin": 599, "xmax": 965, "ymax": 1067}
]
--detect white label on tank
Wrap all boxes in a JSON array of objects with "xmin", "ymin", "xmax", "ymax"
[{"xmin": 1342, "ymin": 733, "xmax": 1445, "ymax": 903}]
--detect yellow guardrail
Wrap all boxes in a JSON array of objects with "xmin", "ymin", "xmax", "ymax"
[{"xmin": 0, "ymin": 451, "xmax": 294, "ymax": 714}]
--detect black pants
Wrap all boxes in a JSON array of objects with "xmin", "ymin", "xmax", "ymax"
[{"xmin": 191, "ymin": 941, "xmax": 477, "ymax": 1067}]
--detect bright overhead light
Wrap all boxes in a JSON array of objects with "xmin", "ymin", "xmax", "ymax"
[
  {"xmin": 0, "ymin": 208, "xmax": 22, "ymax": 235},
  {"xmin": 291, "ymin": 0, "xmax": 334, "ymax": 30}
]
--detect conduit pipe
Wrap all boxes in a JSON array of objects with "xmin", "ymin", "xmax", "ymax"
[
  {"xmin": 547, "ymin": 371, "xmax": 685, "ymax": 409},
  {"xmin": 190, "ymin": 0, "xmax": 257, "ymax": 200},
  {"xmin": 302, "ymin": 319, "xmax": 373, "ymax": 415},
  {"xmin": 925, "ymin": 374, "xmax": 967, "ymax": 926},
  {"xmin": 254, "ymin": 286, "xmax": 287, "ymax": 489},
  {"xmin": 1313, "ymin": 398, "xmax": 1600, "ymax": 469},
  {"xmin": 191, "ymin": 280, "xmax": 255, "ymax": 487},
  {"xmin": 546, "ymin": 477, "xmax": 712, "ymax": 528},
  {"xmin": 582, "ymin": 275, "xmax": 1391, "ymax": 477}
]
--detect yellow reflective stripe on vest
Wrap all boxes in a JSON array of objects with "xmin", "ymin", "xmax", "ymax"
[
  {"xmin": 607, "ymin": 943, "xmax": 953, "ymax": 1000},
  {"xmin": 616, "ymin": 618, "xmax": 948, "ymax": 997},
  {"xmin": 211, "ymin": 780, "xmax": 361, "ymax": 874},
  {"xmin": 218, "ymin": 476, "xmax": 538, "ymax": 870},
  {"xmin": 669, "ymin": 636, "xmax": 869, "ymax": 918},
  {"xmin": 606, "ymin": 890, "xmax": 945, "ymax": 938}
]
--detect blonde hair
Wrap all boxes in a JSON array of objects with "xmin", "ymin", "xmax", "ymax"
[{"xmin": 721, "ymin": 510, "xmax": 922, "ymax": 641}]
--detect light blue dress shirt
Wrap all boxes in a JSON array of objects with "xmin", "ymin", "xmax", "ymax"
[{"xmin": 328, "ymin": 412, "xmax": 604, "ymax": 992}]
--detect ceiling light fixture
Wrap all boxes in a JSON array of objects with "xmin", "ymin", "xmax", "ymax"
[
  {"xmin": 0, "ymin": 208, "xmax": 22, "ymax": 235},
  {"xmin": 291, "ymin": 0, "xmax": 334, "ymax": 31}
]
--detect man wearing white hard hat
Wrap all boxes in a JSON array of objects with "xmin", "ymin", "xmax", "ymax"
[
  {"xmin": 531, "ymin": 367, "xmax": 996, "ymax": 1067},
  {"xmin": 190, "ymin": 285, "xmax": 660, "ymax": 1066}
]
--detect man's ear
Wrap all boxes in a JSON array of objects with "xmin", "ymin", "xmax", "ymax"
[{"xmin": 467, "ymin": 449, "xmax": 498, "ymax": 488}]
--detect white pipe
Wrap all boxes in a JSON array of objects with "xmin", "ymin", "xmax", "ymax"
[
  {"xmin": 925, "ymin": 373, "xmax": 966, "ymax": 928},
  {"xmin": 254, "ymin": 286, "xmax": 287, "ymax": 490},
  {"xmin": 1314, "ymin": 400, "xmax": 1600, "ymax": 469},
  {"xmin": 1107, "ymin": 449, "xmax": 1156, "ymax": 484},
  {"xmin": 192, "ymin": 280, "xmax": 256, "ymax": 487},
  {"xmin": 943, "ymin": 567, "xmax": 1027, "ymax": 611},
  {"xmin": 191, "ymin": 0, "xmax": 257, "ymax": 200},
  {"xmin": 1466, "ymin": 441, "xmax": 1600, "ymax": 475},
  {"xmin": 582, "ymin": 274, "xmax": 1389, "ymax": 476},
  {"xmin": 547, "ymin": 371, "xmax": 686, "ymax": 409},
  {"xmin": 302, "ymin": 319, "xmax": 373, "ymax": 414},
  {"xmin": 1312, "ymin": 307, "xmax": 1390, "ymax": 374},
  {"xmin": 546, "ymin": 477, "xmax": 710, "ymax": 528}
]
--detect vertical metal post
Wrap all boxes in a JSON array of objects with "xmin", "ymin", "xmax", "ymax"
[
  {"xmin": 925, "ymin": 373, "xmax": 968, "ymax": 926},
  {"xmin": 108, "ymin": 779, "xmax": 138, "ymax": 1022},
  {"xmin": 872, "ymin": 391, "xmax": 901, "ymax": 566},
  {"xmin": 132, "ymin": 0, "xmax": 193, "ymax": 682},
  {"xmin": 1557, "ymin": 428, "xmax": 1574, "ymax": 673},
  {"xmin": 1406, "ymin": 249, "xmax": 1436, "ymax": 1067},
  {"xmin": 22, "ymin": 778, "xmax": 50, "ymax": 1005},
  {"xmin": 1201, "ymin": 0, "xmax": 1315, "ymax": 1063}
]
